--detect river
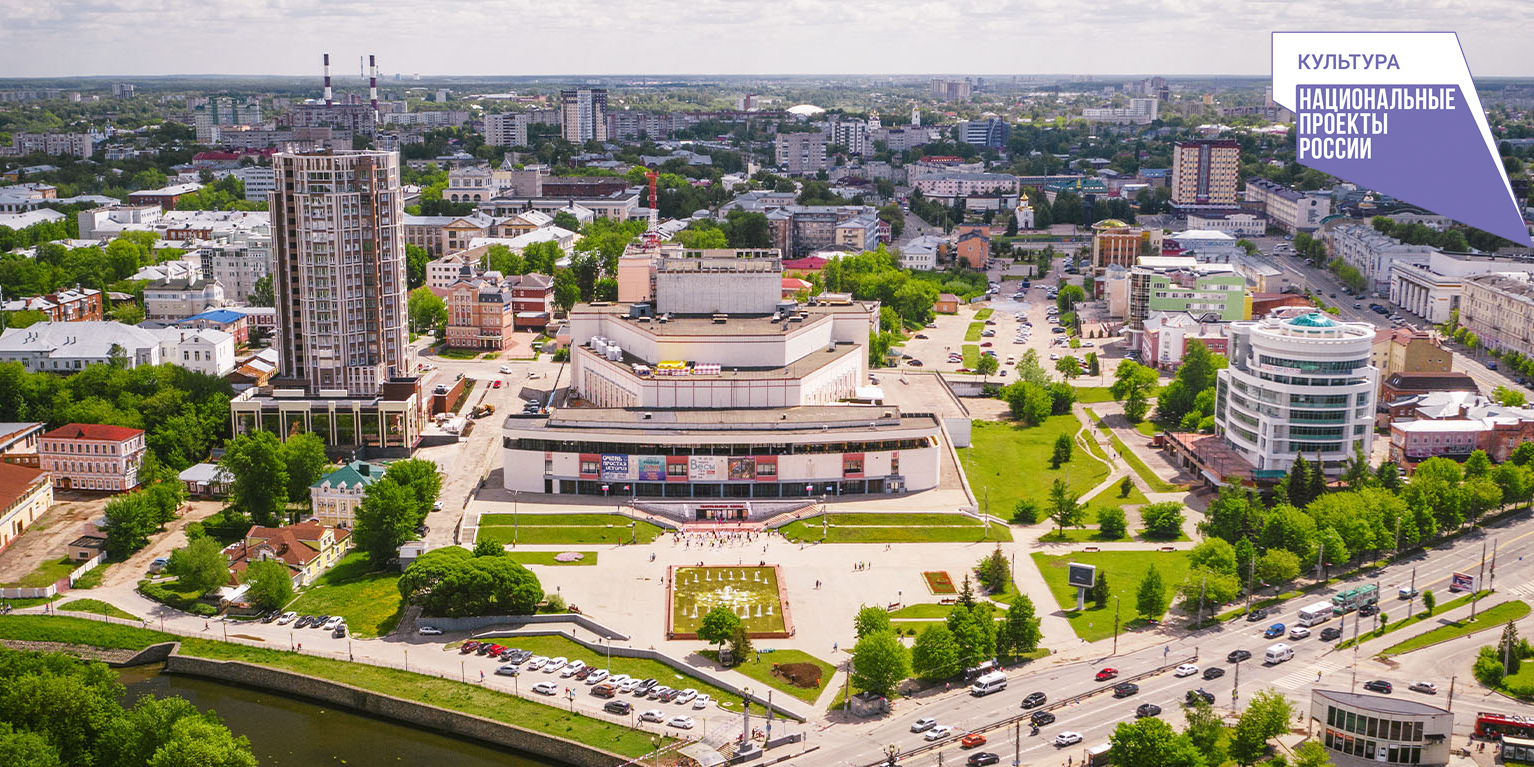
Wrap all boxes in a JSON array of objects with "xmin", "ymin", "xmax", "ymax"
[{"xmin": 118, "ymin": 665, "xmax": 565, "ymax": 767}]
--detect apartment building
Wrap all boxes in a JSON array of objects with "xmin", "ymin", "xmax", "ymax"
[
  {"xmin": 1244, "ymin": 178, "xmax": 1332, "ymax": 233},
  {"xmin": 1090, "ymin": 219, "xmax": 1163, "ymax": 270},
  {"xmin": 1082, "ymin": 98, "xmax": 1159, "ymax": 124},
  {"xmin": 765, "ymin": 206, "xmax": 889, "ymax": 257},
  {"xmin": 560, "ymin": 88, "xmax": 608, "ymax": 143},
  {"xmin": 1124, "ymin": 259, "xmax": 1250, "ymax": 330},
  {"xmin": 144, "ymin": 277, "xmax": 227, "ymax": 321},
  {"xmin": 198, "ymin": 234, "xmax": 272, "ymax": 303},
  {"xmin": 913, "ymin": 172, "xmax": 1020, "ymax": 203},
  {"xmin": 1326, "ymin": 224, "xmax": 1435, "ymax": 295},
  {"xmin": 38, "ymin": 423, "xmax": 147, "ymax": 492},
  {"xmin": 775, "ymin": 131, "xmax": 827, "ymax": 176},
  {"xmin": 956, "ymin": 118, "xmax": 1008, "ymax": 149},
  {"xmin": 126, "ymin": 183, "xmax": 205, "ymax": 211},
  {"xmin": 1390, "ymin": 251, "xmax": 1534, "ymax": 324},
  {"xmin": 929, "ymin": 79, "xmax": 972, "ymax": 101},
  {"xmin": 446, "ymin": 275, "xmax": 515, "ymax": 351},
  {"xmin": 484, "ymin": 112, "xmax": 530, "ymax": 148},
  {"xmin": 309, "ymin": 461, "xmax": 383, "ymax": 528},
  {"xmin": 829, "ymin": 118, "xmax": 870, "ymax": 156},
  {"xmin": 1371, "ymin": 328, "xmax": 1451, "ymax": 391},
  {"xmin": 4, "ymin": 132, "xmax": 94, "ymax": 159},
  {"xmin": 0, "ymin": 287, "xmax": 103, "ymax": 323},
  {"xmin": 1460, "ymin": 272, "xmax": 1534, "ymax": 360},
  {"xmin": 1170, "ymin": 139, "xmax": 1240, "ymax": 208}
]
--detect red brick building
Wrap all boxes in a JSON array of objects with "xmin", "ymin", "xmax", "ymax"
[
  {"xmin": 0, "ymin": 287, "xmax": 103, "ymax": 322},
  {"xmin": 510, "ymin": 273, "xmax": 554, "ymax": 329}
]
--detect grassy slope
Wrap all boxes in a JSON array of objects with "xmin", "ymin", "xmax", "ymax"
[
  {"xmin": 1031, "ymin": 550, "xmax": 1192, "ymax": 642},
  {"xmin": 285, "ymin": 552, "xmax": 404, "ymax": 638},
  {"xmin": 960, "ymin": 417, "xmax": 1110, "ymax": 513}
]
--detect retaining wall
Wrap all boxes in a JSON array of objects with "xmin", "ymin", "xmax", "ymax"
[
  {"xmin": 164, "ymin": 652, "xmax": 627, "ymax": 767},
  {"xmin": 423, "ymin": 612, "xmax": 629, "ymax": 640}
]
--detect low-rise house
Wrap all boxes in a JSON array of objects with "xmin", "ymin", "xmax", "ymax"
[
  {"xmin": 0, "ymin": 287, "xmax": 103, "ymax": 323},
  {"xmin": 38, "ymin": 423, "xmax": 146, "ymax": 492},
  {"xmin": 178, "ymin": 463, "xmax": 233, "ymax": 499},
  {"xmin": 144, "ymin": 277, "xmax": 227, "ymax": 321},
  {"xmin": 225, "ymin": 520, "xmax": 353, "ymax": 587},
  {"xmin": 0, "ymin": 462, "xmax": 52, "ymax": 553},
  {"xmin": 309, "ymin": 461, "xmax": 384, "ymax": 528},
  {"xmin": 0, "ymin": 321, "xmax": 235, "ymax": 376}
]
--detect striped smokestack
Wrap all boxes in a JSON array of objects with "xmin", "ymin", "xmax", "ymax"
[
  {"xmin": 369, "ymin": 55, "xmax": 378, "ymax": 114},
  {"xmin": 323, "ymin": 53, "xmax": 332, "ymax": 105}
]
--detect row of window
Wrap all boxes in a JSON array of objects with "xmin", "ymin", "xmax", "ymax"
[
  {"xmin": 43, "ymin": 441, "xmax": 130, "ymax": 455},
  {"xmin": 1326, "ymin": 727, "xmax": 1426, "ymax": 763},
  {"xmin": 506, "ymin": 437, "xmax": 933, "ymax": 456},
  {"xmin": 1325, "ymin": 705, "xmax": 1429, "ymax": 742},
  {"xmin": 1261, "ymin": 355, "xmax": 1368, "ymax": 373}
]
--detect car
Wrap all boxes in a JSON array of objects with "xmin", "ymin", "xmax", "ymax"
[
  {"xmin": 561, "ymin": 660, "xmax": 586, "ymax": 677},
  {"xmin": 693, "ymin": 694, "xmax": 713, "ymax": 710},
  {"xmin": 294, "ymin": 615, "xmax": 313, "ymax": 629},
  {"xmin": 483, "ymin": 644, "xmax": 505, "ymax": 657},
  {"xmin": 1363, "ymin": 680, "xmax": 1393, "ymax": 694},
  {"xmin": 1187, "ymin": 689, "xmax": 1216, "ymax": 705},
  {"xmin": 603, "ymin": 700, "xmax": 632, "ymax": 715},
  {"xmin": 633, "ymin": 678, "xmax": 658, "ymax": 695},
  {"xmin": 1095, "ymin": 668, "xmax": 1119, "ymax": 681},
  {"xmin": 532, "ymin": 682, "xmax": 560, "ymax": 696},
  {"xmin": 967, "ymin": 753, "xmax": 1001, "ymax": 767},
  {"xmin": 668, "ymin": 715, "xmax": 695, "ymax": 729},
  {"xmin": 1245, "ymin": 608, "xmax": 1269, "ymax": 622},
  {"xmin": 1329, "ymin": 293, "xmax": 1337, "ymax": 299},
  {"xmin": 1360, "ymin": 604, "xmax": 1379, "ymax": 617},
  {"xmin": 648, "ymin": 685, "xmax": 672, "ymax": 700},
  {"xmin": 1021, "ymin": 691, "xmax": 1048, "ymax": 709},
  {"xmin": 1175, "ymin": 663, "xmax": 1199, "ymax": 677},
  {"xmin": 1055, "ymin": 732, "xmax": 1083, "ymax": 747},
  {"xmin": 981, "ymin": 330, "xmax": 995, "ymax": 337},
  {"xmin": 1052, "ymin": 327, "xmax": 1066, "ymax": 334},
  {"xmin": 277, "ymin": 612, "xmax": 298, "ymax": 625},
  {"xmin": 499, "ymin": 365, "xmax": 512, "ymax": 374},
  {"xmin": 661, "ymin": 688, "xmax": 683, "ymax": 703},
  {"xmin": 925, "ymin": 725, "xmax": 954, "ymax": 742},
  {"xmin": 639, "ymin": 709, "xmax": 665, "ymax": 723},
  {"xmin": 1398, "ymin": 586, "xmax": 1418, "ymax": 600},
  {"xmin": 926, "ymin": 322, "xmax": 937, "ymax": 328},
  {"xmin": 332, "ymin": 623, "xmax": 347, "ymax": 638},
  {"xmin": 1354, "ymin": 303, "xmax": 1363, "ymax": 309},
  {"xmin": 1113, "ymin": 682, "xmax": 1139, "ymax": 698},
  {"xmin": 592, "ymin": 683, "xmax": 618, "ymax": 698},
  {"xmin": 908, "ymin": 359, "xmax": 924, "ymax": 367},
  {"xmin": 1289, "ymin": 626, "xmax": 1311, "ymax": 640},
  {"xmin": 543, "ymin": 657, "xmax": 567, "ymax": 674},
  {"xmin": 459, "ymin": 641, "xmax": 480, "ymax": 655},
  {"xmin": 573, "ymin": 666, "xmax": 594, "ymax": 681},
  {"xmin": 1320, "ymin": 627, "xmax": 1343, "ymax": 641},
  {"xmin": 1031, "ymin": 711, "xmax": 1056, "ymax": 727},
  {"xmin": 525, "ymin": 656, "xmax": 548, "ymax": 671},
  {"xmin": 491, "ymin": 380, "xmax": 501, "ymax": 389},
  {"xmin": 149, "ymin": 556, "xmax": 170, "ymax": 573},
  {"xmin": 1408, "ymin": 682, "xmax": 1437, "ymax": 694},
  {"xmin": 475, "ymin": 643, "xmax": 495, "ymax": 655},
  {"xmin": 1203, "ymin": 667, "xmax": 1226, "ymax": 680},
  {"xmin": 495, "ymin": 664, "xmax": 521, "ymax": 676},
  {"xmin": 980, "ymin": 342, "xmax": 992, "ymax": 347},
  {"xmin": 1049, "ymin": 352, "xmax": 1059, "ymax": 360},
  {"xmin": 1264, "ymin": 623, "xmax": 1286, "ymax": 639},
  {"xmin": 1228, "ymin": 649, "xmax": 1252, "ymax": 663},
  {"xmin": 586, "ymin": 669, "xmax": 609, "ymax": 685},
  {"xmin": 618, "ymin": 678, "xmax": 641, "ymax": 694},
  {"xmin": 961, "ymin": 732, "xmax": 988, "ymax": 748},
  {"xmin": 675, "ymin": 688, "xmax": 697, "ymax": 704},
  {"xmin": 911, "ymin": 718, "xmax": 940, "ymax": 733},
  {"xmin": 1136, "ymin": 703, "xmax": 1162, "ymax": 718},
  {"xmin": 914, "ymin": 334, "xmax": 929, "ymax": 339}
]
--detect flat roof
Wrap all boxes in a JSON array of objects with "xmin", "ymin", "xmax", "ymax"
[
  {"xmin": 581, "ymin": 341, "xmax": 862, "ymax": 381},
  {"xmin": 1312, "ymin": 689, "xmax": 1451, "ymax": 717},
  {"xmin": 571, "ymin": 302, "xmax": 873, "ymax": 337}
]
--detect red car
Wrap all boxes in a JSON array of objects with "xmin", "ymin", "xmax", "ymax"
[
  {"xmin": 484, "ymin": 644, "xmax": 505, "ymax": 656},
  {"xmin": 1095, "ymin": 668, "xmax": 1119, "ymax": 681},
  {"xmin": 460, "ymin": 641, "xmax": 481, "ymax": 654},
  {"xmin": 492, "ymin": 380, "xmax": 502, "ymax": 388},
  {"xmin": 980, "ymin": 342, "xmax": 993, "ymax": 347},
  {"xmin": 961, "ymin": 732, "xmax": 987, "ymax": 748}
]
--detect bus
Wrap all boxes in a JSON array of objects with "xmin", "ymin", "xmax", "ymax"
[
  {"xmin": 1474, "ymin": 713, "xmax": 1534, "ymax": 740},
  {"xmin": 1297, "ymin": 601, "xmax": 1336, "ymax": 627},
  {"xmin": 1331, "ymin": 585, "xmax": 1380, "ymax": 615}
]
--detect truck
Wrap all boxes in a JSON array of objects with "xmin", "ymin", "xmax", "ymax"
[
  {"xmin": 1264, "ymin": 643, "xmax": 1294, "ymax": 665},
  {"xmin": 1331, "ymin": 585, "xmax": 1380, "ymax": 615},
  {"xmin": 1297, "ymin": 600, "xmax": 1336, "ymax": 627},
  {"xmin": 970, "ymin": 670, "xmax": 1008, "ymax": 697}
]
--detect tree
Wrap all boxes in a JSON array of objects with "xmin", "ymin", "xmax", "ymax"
[
  {"xmin": 1514, "ymin": 441, "xmax": 1534, "ymax": 467},
  {"xmin": 1051, "ymin": 433, "xmax": 1072, "ymax": 469},
  {"xmin": 946, "ymin": 602, "xmax": 998, "ymax": 668},
  {"xmin": 1493, "ymin": 385, "xmax": 1526, "ymax": 407},
  {"xmin": 854, "ymin": 605, "xmax": 892, "ymax": 639},
  {"xmin": 383, "ymin": 459, "xmax": 442, "ymax": 526},
  {"xmin": 278, "ymin": 432, "xmax": 328, "ymax": 505},
  {"xmin": 1118, "ymin": 476, "xmax": 1134, "ymax": 498},
  {"xmin": 352, "ymin": 478, "xmax": 417, "ymax": 567},
  {"xmin": 1293, "ymin": 740, "xmax": 1331, "ymax": 767},
  {"xmin": 1140, "ymin": 501, "xmax": 1185, "ymax": 540},
  {"xmin": 243, "ymin": 558, "xmax": 293, "ymax": 612},
  {"xmin": 1287, "ymin": 455, "xmax": 1316, "ymax": 507},
  {"xmin": 167, "ymin": 537, "xmax": 230, "ymax": 596},
  {"xmin": 957, "ymin": 572, "xmax": 976, "ymax": 608},
  {"xmin": 1047, "ymin": 478, "xmax": 1084, "ymax": 535},
  {"xmin": 552, "ymin": 268, "xmax": 580, "ymax": 313},
  {"xmin": 1189, "ymin": 538, "xmax": 1239, "ymax": 575},
  {"xmin": 975, "ymin": 353, "xmax": 1000, "ymax": 382},
  {"xmin": 473, "ymin": 538, "xmax": 504, "ymax": 557},
  {"xmin": 1055, "ymin": 355, "xmax": 1080, "ymax": 380},
  {"xmin": 1087, "ymin": 353, "xmax": 1101, "ymax": 377},
  {"xmin": 1230, "ymin": 690, "xmax": 1295, "ymax": 765},
  {"xmin": 728, "ymin": 626, "xmax": 754, "ymax": 663},
  {"xmin": 699, "ymin": 606, "xmax": 743, "ymax": 649},
  {"xmin": 101, "ymin": 492, "xmax": 156, "ymax": 559},
  {"xmin": 850, "ymin": 631, "xmax": 909, "ymax": 697},
  {"xmin": 1500, "ymin": 620, "xmax": 1523, "ymax": 675},
  {"xmin": 405, "ymin": 244, "xmax": 430, "ymax": 289},
  {"xmin": 407, "ymin": 287, "xmax": 446, "ymax": 335},
  {"xmin": 220, "ymin": 432, "xmax": 288, "ymax": 526},
  {"xmin": 1111, "ymin": 361, "xmax": 1158, "ymax": 423},
  {"xmin": 1098, "ymin": 506, "xmax": 1128, "ymax": 540},
  {"xmin": 910, "ymin": 624, "xmax": 962, "ymax": 680},
  {"xmin": 1109, "ymin": 717, "xmax": 1207, "ymax": 767},
  {"xmin": 999, "ymin": 594, "xmax": 1042, "ymax": 657},
  {"xmin": 976, "ymin": 545, "xmax": 1011, "ymax": 594},
  {"xmin": 395, "ymin": 547, "xmax": 542, "ymax": 617},
  {"xmin": 1474, "ymin": 645, "xmax": 1506, "ymax": 686},
  {"xmin": 1179, "ymin": 566, "xmax": 1242, "ymax": 612},
  {"xmin": 1421, "ymin": 588, "xmax": 1436, "ymax": 616},
  {"xmin": 1183, "ymin": 696, "xmax": 1227, "ymax": 765},
  {"xmin": 1090, "ymin": 571, "xmax": 1111, "ymax": 608},
  {"xmin": 1256, "ymin": 549, "xmax": 1302, "ymax": 585},
  {"xmin": 1136, "ymin": 565, "xmax": 1167, "ymax": 619},
  {"xmin": 1012, "ymin": 499, "xmax": 1040, "ymax": 524}
]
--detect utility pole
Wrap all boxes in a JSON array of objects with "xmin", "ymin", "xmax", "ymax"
[
  {"xmin": 1195, "ymin": 574, "xmax": 1207, "ymax": 630},
  {"xmin": 1113, "ymin": 595, "xmax": 1121, "ymax": 655},
  {"xmin": 1232, "ymin": 653, "xmax": 1240, "ymax": 714},
  {"xmin": 1447, "ymin": 676, "xmax": 1456, "ymax": 712},
  {"xmin": 1316, "ymin": 541, "xmax": 1326, "ymax": 586},
  {"xmin": 1472, "ymin": 542, "xmax": 1487, "ymax": 619},
  {"xmin": 1014, "ymin": 720, "xmax": 1021, "ymax": 767},
  {"xmin": 1349, "ymin": 600, "xmax": 1362, "ymax": 694},
  {"xmin": 1245, "ymin": 548, "xmax": 1256, "ymax": 615},
  {"xmin": 1407, "ymin": 567, "xmax": 1416, "ymax": 618},
  {"xmin": 1373, "ymin": 578, "xmax": 1381, "ymax": 633},
  {"xmin": 1490, "ymin": 539, "xmax": 1498, "ymax": 589}
]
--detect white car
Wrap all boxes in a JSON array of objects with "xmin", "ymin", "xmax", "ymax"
[
  {"xmin": 524, "ymin": 656, "xmax": 549, "ymax": 671},
  {"xmin": 277, "ymin": 612, "xmax": 298, "ymax": 625},
  {"xmin": 675, "ymin": 689, "xmax": 697, "ymax": 704},
  {"xmin": 618, "ymin": 678, "xmax": 641, "ymax": 694},
  {"xmin": 692, "ymin": 694, "xmax": 712, "ymax": 710},
  {"xmin": 1049, "ymin": 353, "xmax": 1060, "ymax": 360},
  {"xmin": 640, "ymin": 708, "xmax": 666, "ymax": 723},
  {"xmin": 1055, "ymin": 732, "xmax": 1084, "ymax": 747},
  {"xmin": 499, "ymin": 365, "xmax": 512, "ymax": 374},
  {"xmin": 532, "ymin": 681, "xmax": 560, "ymax": 695},
  {"xmin": 925, "ymin": 725, "xmax": 954, "ymax": 742},
  {"xmin": 586, "ymin": 669, "xmax": 609, "ymax": 685},
  {"xmin": 1174, "ymin": 663, "xmax": 1199, "ymax": 677},
  {"xmin": 607, "ymin": 673, "xmax": 631, "ymax": 687},
  {"xmin": 668, "ymin": 715, "xmax": 695, "ymax": 729},
  {"xmin": 911, "ymin": 717, "xmax": 938, "ymax": 733},
  {"xmin": 1289, "ymin": 627, "xmax": 1312, "ymax": 640},
  {"xmin": 560, "ymin": 660, "xmax": 586, "ymax": 677},
  {"xmin": 543, "ymin": 657, "xmax": 567, "ymax": 674},
  {"xmin": 322, "ymin": 616, "xmax": 343, "ymax": 631}
]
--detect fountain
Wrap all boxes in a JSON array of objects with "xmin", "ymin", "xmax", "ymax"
[
  {"xmin": 766, "ymin": 604, "xmax": 774, "ymax": 616},
  {"xmin": 727, "ymin": 571, "xmax": 734, "ymax": 581},
  {"xmin": 754, "ymin": 571, "xmax": 762, "ymax": 582},
  {"xmin": 755, "ymin": 605, "xmax": 763, "ymax": 618},
  {"xmin": 705, "ymin": 571, "xmax": 711, "ymax": 582}
]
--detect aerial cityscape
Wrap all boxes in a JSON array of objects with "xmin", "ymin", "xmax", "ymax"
[{"xmin": 1, "ymin": 7, "xmax": 1533, "ymax": 767}]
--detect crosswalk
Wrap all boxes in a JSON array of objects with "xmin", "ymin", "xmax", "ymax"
[
  {"xmin": 1504, "ymin": 583, "xmax": 1534, "ymax": 598},
  {"xmin": 1271, "ymin": 658, "xmax": 1346, "ymax": 690}
]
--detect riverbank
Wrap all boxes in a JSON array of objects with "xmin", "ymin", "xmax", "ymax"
[{"xmin": 0, "ymin": 615, "xmax": 670, "ymax": 764}]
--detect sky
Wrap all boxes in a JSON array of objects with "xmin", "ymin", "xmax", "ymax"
[{"xmin": 2, "ymin": 0, "xmax": 1531, "ymax": 79}]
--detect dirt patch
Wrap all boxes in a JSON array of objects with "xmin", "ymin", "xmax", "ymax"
[
  {"xmin": 771, "ymin": 662, "xmax": 822, "ymax": 689},
  {"xmin": 0, "ymin": 496, "xmax": 105, "ymax": 584}
]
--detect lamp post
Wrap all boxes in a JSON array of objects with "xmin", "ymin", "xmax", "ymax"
[
  {"xmin": 513, "ymin": 489, "xmax": 519, "ymax": 547},
  {"xmin": 1112, "ymin": 595, "xmax": 1121, "ymax": 655}
]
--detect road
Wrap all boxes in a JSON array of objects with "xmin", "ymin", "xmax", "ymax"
[{"xmin": 809, "ymin": 512, "xmax": 1534, "ymax": 767}]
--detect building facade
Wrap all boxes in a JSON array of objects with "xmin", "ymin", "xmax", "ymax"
[
  {"xmin": 445, "ymin": 275, "xmax": 515, "ymax": 351},
  {"xmin": 0, "ymin": 287, "xmax": 103, "ymax": 323},
  {"xmin": 775, "ymin": 131, "xmax": 827, "ymax": 176},
  {"xmin": 144, "ymin": 277, "xmax": 227, "ymax": 321},
  {"xmin": 1460, "ymin": 272, "xmax": 1534, "ymax": 360},
  {"xmin": 1390, "ymin": 252, "xmax": 1534, "ymax": 324},
  {"xmin": 226, "ymin": 520, "xmax": 353, "ymax": 588},
  {"xmin": 1244, "ymin": 178, "xmax": 1332, "ymax": 233},
  {"xmin": 37, "ymin": 423, "xmax": 146, "ymax": 492},
  {"xmin": 1215, "ymin": 312, "xmax": 1378, "ymax": 475},
  {"xmin": 484, "ymin": 112, "xmax": 530, "ymax": 148},
  {"xmin": 1327, "ymin": 224, "xmax": 1435, "ymax": 296},
  {"xmin": 1309, "ymin": 690, "xmax": 1452, "ymax": 767},
  {"xmin": 559, "ymin": 89, "xmax": 608, "ymax": 143},
  {"xmin": 1170, "ymin": 139, "xmax": 1240, "ymax": 208},
  {"xmin": 270, "ymin": 150, "xmax": 409, "ymax": 396},
  {"xmin": 0, "ymin": 462, "xmax": 52, "ymax": 554},
  {"xmin": 309, "ymin": 461, "xmax": 383, "ymax": 528}
]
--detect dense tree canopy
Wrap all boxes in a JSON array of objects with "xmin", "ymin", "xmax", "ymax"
[{"xmin": 396, "ymin": 546, "xmax": 543, "ymax": 617}]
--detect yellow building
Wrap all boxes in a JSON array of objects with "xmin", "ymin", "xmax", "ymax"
[
  {"xmin": 227, "ymin": 520, "xmax": 353, "ymax": 588},
  {"xmin": 0, "ymin": 463, "xmax": 52, "ymax": 554}
]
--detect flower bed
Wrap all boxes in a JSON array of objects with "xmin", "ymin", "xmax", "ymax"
[{"xmin": 923, "ymin": 570, "xmax": 957, "ymax": 595}]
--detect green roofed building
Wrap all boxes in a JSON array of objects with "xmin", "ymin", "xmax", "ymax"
[{"xmin": 309, "ymin": 460, "xmax": 384, "ymax": 529}]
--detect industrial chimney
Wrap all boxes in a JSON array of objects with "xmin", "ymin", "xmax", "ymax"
[
  {"xmin": 323, "ymin": 53, "xmax": 333, "ymax": 105},
  {"xmin": 369, "ymin": 55, "xmax": 378, "ymax": 116}
]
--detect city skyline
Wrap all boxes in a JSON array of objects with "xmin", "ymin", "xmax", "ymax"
[{"xmin": 3, "ymin": 0, "xmax": 1532, "ymax": 78}]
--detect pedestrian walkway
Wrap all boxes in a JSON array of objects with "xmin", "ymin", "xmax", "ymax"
[{"xmin": 1272, "ymin": 658, "xmax": 1345, "ymax": 689}]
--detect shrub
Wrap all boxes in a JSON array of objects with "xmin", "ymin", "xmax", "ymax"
[{"xmin": 1097, "ymin": 507, "xmax": 1128, "ymax": 540}]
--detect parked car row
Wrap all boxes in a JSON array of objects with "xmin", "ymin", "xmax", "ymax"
[{"xmin": 274, "ymin": 612, "xmax": 346, "ymax": 637}]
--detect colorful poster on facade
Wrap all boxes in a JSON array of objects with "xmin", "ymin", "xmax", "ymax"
[
  {"xmin": 688, "ymin": 455, "xmax": 721, "ymax": 481},
  {"xmin": 728, "ymin": 457, "xmax": 755, "ymax": 480},
  {"xmin": 600, "ymin": 453, "xmax": 631, "ymax": 480},
  {"xmin": 636, "ymin": 456, "xmax": 666, "ymax": 482}
]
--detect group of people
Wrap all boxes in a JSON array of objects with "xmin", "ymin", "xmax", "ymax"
[{"xmin": 677, "ymin": 530, "xmax": 766, "ymax": 549}]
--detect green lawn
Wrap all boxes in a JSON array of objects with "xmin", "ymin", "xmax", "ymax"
[
  {"xmin": 1039, "ymin": 527, "xmax": 1130, "ymax": 543},
  {"xmin": 671, "ymin": 566, "xmax": 786, "ymax": 635},
  {"xmin": 504, "ymin": 551, "xmax": 600, "ymax": 566},
  {"xmin": 1381, "ymin": 600, "xmax": 1530, "ymax": 656},
  {"xmin": 1083, "ymin": 479, "xmax": 1149, "ymax": 510},
  {"xmin": 965, "ymin": 322, "xmax": 985, "ymax": 342},
  {"xmin": 58, "ymin": 599, "xmax": 138, "ymax": 621},
  {"xmin": 285, "ymin": 552, "xmax": 404, "ymax": 638},
  {"xmin": 435, "ymin": 348, "xmax": 480, "ymax": 360},
  {"xmin": 777, "ymin": 520, "xmax": 1011, "ymax": 543},
  {"xmin": 701, "ymin": 649, "xmax": 837, "ymax": 706},
  {"xmin": 0, "ymin": 614, "xmax": 173, "ymax": 649},
  {"xmin": 1135, "ymin": 421, "xmax": 1160, "ymax": 437},
  {"xmin": 1335, "ymin": 591, "xmax": 1487, "ymax": 649},
  {"xmin": 1031, "ymin": 550, "xmax": 1193, "ymax": 642},
  {"xmin": 1502, "ymin": 663, "xmax": 1534, "ymax": 700},
  {"xmin": 960, "ymin": 417, "xmax": 1111, "ymax": 514},
  {"xmin": 974, "ymin": 308, "xmax": 994, "ymax": 320},
  {"xmin": 2, "ymin": 556, "xmax": 78, "ymax": 588},
  {"xmin": 963, "ymin": 345, "xmax": 979, "ymax": 368},
  {"xmin": 1072, "ymin": 386, "xmax": 1118, "ymax": 403},
  {"xmin": 1104, "ymin": 431, "xmax": 1182, "ymax": 493},
  {"xmin": 476, "ymin": 516, "xmax": 665, "ymax": 546},
  {"xmin": 471, "ymin": 634, "xmax": 743, "ymax": 714}
]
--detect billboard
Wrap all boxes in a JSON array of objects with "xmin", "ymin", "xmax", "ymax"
[
  {"xmin": 1450, "ymin": 571, "xmax": 1479, "ymax": 592},
  {"xmin": 728, "ymin": 457, "xmax": 755, "ymax": 480},
  {"xmin": 689, "ymin": 455, "xmax": 721, "ymax": 481},
  {"xmin": 599, "ymin": 454, "xmax": 631, "ymax": 480},
  {"xmin": 636, "ymin": 456, "xmax": 666, "ymax": 482},
  {"xmin": 1067, "ymin": 563, "xmax": 1097, "ymax": 589}
]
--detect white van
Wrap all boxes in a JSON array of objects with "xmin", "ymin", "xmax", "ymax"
[
  {"xmin": 970, "ymin": 670, "xmax": 1008, "ymax": 696},
  {"xmin": 1264, "ymin": 643, "xmax": 1294, "ymax": 665}
]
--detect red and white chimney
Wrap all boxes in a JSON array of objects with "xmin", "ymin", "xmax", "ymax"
[
  {"xmin": 323, "ymin": 53, "xmax": 333, "ymax": 106},
  {"xmin": 369, "ymin": 55, "xmax": 378, "ymax": 115}
]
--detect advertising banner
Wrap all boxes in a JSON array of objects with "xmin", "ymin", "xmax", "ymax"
[
  {"xmin": 599, "ymin": 454, "xmax": 631, "ymax": 480},
  {"xmin": 1450, "ymin": 571, "xmax": 1479, "ymax": 592},
  {"xmin": 1067, "ymin": 563, "xmax": 1097, "ymax": 589},
  {"xmin": 689, "ymin": 455, "xmax": 721, "ymax": 481},
  {"xmin": 636, "ymin": 456, "xmax": 666, "ymax": 482},
  {"xmin": 728, "ymin": 457, "xmax": 755, "ymax": 480}
]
